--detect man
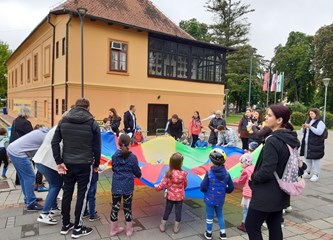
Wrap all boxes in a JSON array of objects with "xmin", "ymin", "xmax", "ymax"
[
  {"xmin": 52, "ymin": 98, "xmax": 101, "ymax": 239},
  {"xmin": 165, "ymin": 114, "xmax": 184, "ymax": 140},
  {"xmin": 208, "ymin": 110, "xmax": 227, "ymax": 145},
  {"xmin": 123, "ymin": 105, "xmax": 137, "ymax": 137},
  {"xmin": 216, "ymin": 125, "xmax": 238, "ymax": 147}
]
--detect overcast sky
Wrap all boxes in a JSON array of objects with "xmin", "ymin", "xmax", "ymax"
[{"xmin": 0, "ymin": 0, "xmax": 332, "ymax": 59}]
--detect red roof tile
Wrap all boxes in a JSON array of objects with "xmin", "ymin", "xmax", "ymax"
[{"xmin": 52, "ymin": 0, "xmax": 194, "ymax": 40}]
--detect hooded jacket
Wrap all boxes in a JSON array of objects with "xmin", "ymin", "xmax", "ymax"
[
  {"xmin": 51, "ymin": 107, "xmax": 101, "ymax": 167},
  {"xmin": 200, "ymin": 165, "xmax": 234, "ymax": 207},
  {"xmin": 249, "ymin": 129, "xmax": 300, "ymax": 212},
  {"xmin": 208, "ymin": 117, "xmax": 227, "ymax": 144},
  {"xmin": 155, "ymin": 169, "xmax": 188, "ymax": 201},
  {"xmin": 234, "ymin": 164, "xmax": 255, "ymax": 199}
]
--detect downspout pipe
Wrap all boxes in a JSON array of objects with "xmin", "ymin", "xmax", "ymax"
[
  {"xmin": 65, "ymin": 14, "xmax": 72, "ymax": 111},
  {"xmin": 47, "ymin": 14, "xmax": 55, "ymax": 126}
]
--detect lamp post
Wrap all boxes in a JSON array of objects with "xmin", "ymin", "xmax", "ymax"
[
  {"xmin": 224, "ymin": 88, "xmax": 230, "ymax": 121},
  {"xmin": 248, "ymin": 54, "xmax": 253, "ymax": 107},
  {"xmin": 77, "ymin": 7, "xmax": 87, "ymax": 98},
  {"xmin": 323, "ymin": 78, "xmax": 331, "ymax": 123}
]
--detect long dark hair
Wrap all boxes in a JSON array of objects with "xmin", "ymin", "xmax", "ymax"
[
  {"xmin": 118, "ymin": 134, "xmax": 131, "ymax": 159},
  {"xmin": 269, "ymin": 104, "xmax": 294, "ymax": 131},
  {"xmin": 109, "ymin": 107, "xmax": 120, "ymax": 120},
  {"xmin": 193, "ymin": 111, "xmax": 200, "ymax": 120},
  {"xmin": 165, "ymin": 153, "xmax": 184, "ymax": 179}
]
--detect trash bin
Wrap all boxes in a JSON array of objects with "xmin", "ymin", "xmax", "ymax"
[{"xmin": 2, "ymin": 107, "xmax": 7, "ymax": 115}]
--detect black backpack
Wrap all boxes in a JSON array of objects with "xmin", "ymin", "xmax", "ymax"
[{"xmin": 322, "ymin": 127, "xmax": 328, "ymax": 140}]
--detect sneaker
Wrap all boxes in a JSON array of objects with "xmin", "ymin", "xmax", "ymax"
[
  {"xmin": 82, "ymin": 211, "xmax": 89, "ymax": 219},
  {"xmin": 60, "ymin": 223, "xmax": 74, "ymax": 235},
  {"xmin": 220, "ymin": 232, "xmax": 227, "ymax": 240},
  {"xmin": 303, "ymin": 172, "xmax": 311, "ymax": 179},
  {"xmin": 36, "ymin": 197, "xmax": 43, "ymax": 202},
  {"xmin": 204, "ymin": 231, "xmax": 212, "ymax": 240},
  {"xmin": 50, "ymin": 207, "xmax": 61, "ymax": 217},
  {"xmin": 89, "ymin": 213, "xmax": 101, "ymax": 222},
  {"xmin": 1, "ymin": 175, "xmax": 7, "ymax": 179},
  {"xmin": 285, "ymin": 206, "xmax": 293, "ymax": 213},
  {"xmin": 71, "ymin": 226, "xmax": 93, "ymax": 239},
  {"xmin": 281, "ymin": 223, "xmax": 285, "ymax": 228},
  {"xmin": 27, "ymin": 202, "xmax": 43, "ymax": 211},
  {"xmin": 37, "ymin": 213, "xmax": 58, "ymax": 225},
  {"xmin": 310, "ymin": 175, "xmax": 319, "ymax": 182},
  {"xmin": 262, "ymin": 222, "xmax": 268, "ymax": 228},
  {"xmin": 37, "ymin": 184, "xmax": 49, "ymax": 192}
]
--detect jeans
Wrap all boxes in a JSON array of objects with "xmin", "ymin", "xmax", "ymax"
[
  {"xmin": 305, "ymin": 159, "xmax": 321, "ymax": 175},
  {"xmin": 162, "ymin": 199, "xmax": 183, "ymax": 222},
  {"xmin": 35, "ymin": 163, "xmax": 63, "ymax": 214},
  {"xmin": 85, "ymin": 171, "xmax": 98, "ymax": 217},
  {"xmin": 245, "ymin": 208, "xmax": 283, "ymax": 240},
  {"xmin": 243, "ymin": 206, "xmax": 249, "ymax": 223},
  {"xmin": 206, "ymin": 204, "xmax": 225, "ymax": 233},
  {"xmin": 8, "ymin": 153, "xmax": 36, "ymax": 207},
  {"xmin": 111, "ymin": 193, "xmax": 133, "ymax": 222}
]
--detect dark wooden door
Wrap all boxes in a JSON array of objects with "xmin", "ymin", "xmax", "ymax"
[{"xmin": 147, "ymin": 104, "xmax": 168, "ymax": 136}]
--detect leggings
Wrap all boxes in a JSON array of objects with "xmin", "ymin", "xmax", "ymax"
[
  {"xmin": 110, "ymin": 193, "xmax": 133, "ymax": 222},
  {"xmin": 163, "ymin": 199, "xmax": 183, "ymax": 222}
]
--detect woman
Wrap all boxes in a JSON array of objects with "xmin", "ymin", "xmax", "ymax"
[
  {"xmin": 238, "ymin": 109, "xmax": 253, "ymax": 150},
  {"xmin": 108, "ymin": 108, "xmax": 122, "ymax": 136},
  {"xmin": 208, "ymin": 110, "xmax": 226, "ymax": 145},
  {"xmin": 300, "ymin": 108, "xmax": 326, "ymax": 182},
  {"xmin": 249, "ymin": 110, "xmax": 265, "ymax": 144},
  {"xmin": 245, "ymin": 104, "xmax": 300, "ymax": 240},
  {"xmin": 188, "ymin": 111, "xmax": 202, "ymax": 148}
]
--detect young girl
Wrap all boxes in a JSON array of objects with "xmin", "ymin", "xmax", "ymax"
[
  {"xmin": 189, "ymin": 111, "xmax": 202, "ymax": 148},
  {"xmin": 233, "ymin": 153, "xmax": 255, "ymax": 232},
  {"xmin": 155, "ymin": 153, "xmax": 188, "ymax": 234},
  {"xmin": 110, "ymin": 134, "xmax": 142, "ymax": 237}
]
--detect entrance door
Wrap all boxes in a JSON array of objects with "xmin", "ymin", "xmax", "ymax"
[{"xmin": 147, "ymin": 104, "xmax": 168, "ymax": 136}]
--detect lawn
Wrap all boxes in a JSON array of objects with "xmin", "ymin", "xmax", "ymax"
[{"xmin": 225, "ymin": 113, "xmax": 243, "ymax": 124}]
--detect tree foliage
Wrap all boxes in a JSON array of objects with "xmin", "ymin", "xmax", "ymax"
[
  {"xmin": 179, "ymin": 18, "xmax": 211, "ymax": 42},
  {"xmin": 0, "ymin": 41, "xmax": 12, "ymax": 98}
]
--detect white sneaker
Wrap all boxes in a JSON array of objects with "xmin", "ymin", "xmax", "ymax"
[
  {"xmin": 262, "ymin": 222, "xmax": 267, "ymax": 228},
  {"xmin": 310, "ymin": 175, "xmax": 319, "ymax": 182},
  {"xmin": 37, "ymin": 213, "xmax": 58, "ymax": 225},
  {"xmin": 285, "ymin": 206, "xmax": 292, "ymax": 213},
  {"xmin": 303, "ymin": 172, "xmax": 311, "ymax": 179},
  {"xmin": 50, "ymin": 207, "xmax": 61, "ymax": 217}
]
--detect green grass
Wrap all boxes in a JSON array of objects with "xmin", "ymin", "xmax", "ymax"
[{"xmin": 225, "ymin": 113, "xmax": 243, "ymax": 124}]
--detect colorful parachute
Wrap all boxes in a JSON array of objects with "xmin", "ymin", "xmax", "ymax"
[{"xmin": 100, "ymin": 132, "xmax": 262, "ymax": 198}]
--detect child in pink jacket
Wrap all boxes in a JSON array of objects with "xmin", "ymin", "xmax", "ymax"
[
  {"xmin": 233, "ymin": 153, "xmax": 255, "ymax": 233},
  {"xmin": 155, "ymin": 153, "xmax": 188, "ymax": 234}
]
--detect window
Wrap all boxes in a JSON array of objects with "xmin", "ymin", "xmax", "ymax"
[
  {"xmin": 34, "ymin": 101, "xmax": 37, "ymax": 118},
  {"xmin": 11, "ymin": 71, "xmax": 14, "ymax": 88},
  {"xmin": 20, "ymin": 64, "xmax": 23, "ymax": 84},
  {"xmin": 8, "ymin": 73, "xmax": 10, "ymax": 88},
  {"xmin": 15, "ymin": 69, "xmax": 18, "ymax": 87},
  {"xmin": 27, "ymin": 59, "xmax": 31, "ymax": 83},
  {"xmin": 62, "ymin": 37, "xmax": 66, "ymax": 56},
  {"xmin": 61, "ymin": 99, "xmax": 66, "ymax": 114},
  {"xmin": 33, "ymin": 54, "xmax": 38, "ymax": 80},
  {"xmin": 148, "ymin": 36, "xmax": 226, "ymax": 83},
  {"xmin": 44, "ymin": 100, "xmax": 47, "ymax": 119},
  {"xmin": 56, "ymin": 41, "xmax": 59, "ymax": 59},
  {"xmin": 55, "ymin": 99, "xmax": 59, "ymax": 115},
  {"xmin": 110, "ymin": 41, "xmax": 128, "ymax": 72},
  {"xmin": 44, "ymin": 46, "xmax": 50, "ymax": 77}
]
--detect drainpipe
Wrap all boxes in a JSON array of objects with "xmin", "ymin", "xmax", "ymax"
[
  {"xmin": 65, "ymin": 14, "xmax": 72, "ymax": 111},
  {"xmin": 47, "ymin": 14, "xmax": 55, "ymax": 126}
]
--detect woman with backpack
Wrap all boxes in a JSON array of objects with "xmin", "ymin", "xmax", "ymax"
[
  {"xmin": 246, "ymin": 104, "xmax": 300, "ymax": 240},
  {"xmin": 300, "ymin": 108, "xmax": 326, "ymax": 182}
]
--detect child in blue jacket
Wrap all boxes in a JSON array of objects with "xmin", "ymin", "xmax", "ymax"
[{"xmin": 200, "ymin": 148, "xmax": 234, "ymax": 240}]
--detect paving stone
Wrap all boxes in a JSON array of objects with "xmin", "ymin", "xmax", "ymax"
[
  {"xmin": 38, "ymin": 223, "xmax": 62, "ymax": 235},
  {"xmin": 24, "ymin": 232, "xmax": 66, "ymax": 240},
  {"xmin": 324, "ymin": 217, "xmax": 333, "ymax": 224},
  {"xmin": 285, "ymin": 236, "xmax": 307, "ymax": 240},
  {"xmin": 0, "ymin": 207, "xmax": 23, "ymax": 218},
  {"xmin": 307, "ymin": 219, "xmax": 333, "ymax": 230},
  {"xmin": 0, "ymin": 217, "xmax": 6, "ymax": 229},
  {"xmin": 15, "ymin": 212, "xmax": 39, "ymax": 226},
  {"xmin": 165, "ymin": 222, "xmax": 199, "ymax": 239},
  {"xmin": 299, "ymin": 209, "xmax": 331, "ymax": 221},
  {"xmin": 118, "ymin": 228, "xmax": 172, "ymax": 240},
  {"xmin": 0, "ymin": 226, "xmax": 22, "ymax": 240}
]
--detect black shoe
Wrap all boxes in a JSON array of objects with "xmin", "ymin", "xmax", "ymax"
[
  {"xmin": 60, "ymin": 223, "xmax": 74, "ymax": 235},
  {"xmin": 36, "ymin": 197, "xmax": 43, "ymax": 202},
  {"xmin": 71, "ymin": 226, "xmax": 93, "ymax": 239},
  {"xmin": 204, "ymin": 231, "xmax": 212, "ymax": 240},
  {"xmin": 27, "ymin": 202, "xmax": 43, "ymax": 211},
  {"xmin": 220, "ymin": 232, "xmax": 227, "ymax": 240}
]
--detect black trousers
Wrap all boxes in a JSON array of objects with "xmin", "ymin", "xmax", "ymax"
[
  {"xmin": 111, "ymin": 193, "xmax": 133, "ymax": 222},
  {"xmin": 245, "ymin": 208, "xmax": 283, "ymax": 240},
  {"xmin": 61, "ymin": 164, "xmax": 92, "ymax": 229},
  {"xmin": 241, "ymin": 137, "xmax": 249, "ymax": 150},
  {"xmin": 191, "ymin": 134, "xmax": 199, "ymax": 148},
  {"xmin": 163, "ymin": 199, "xmax": 183, "ymax": 222}
]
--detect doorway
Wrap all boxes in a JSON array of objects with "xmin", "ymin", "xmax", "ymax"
[{"xmin": 147, "ymin": 104, "xmax": 168, "ymax": 136}]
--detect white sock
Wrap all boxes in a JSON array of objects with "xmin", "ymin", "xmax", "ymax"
[{"xmin": 220, "ymin": 229, "xmax": 226, "ymax": 234}]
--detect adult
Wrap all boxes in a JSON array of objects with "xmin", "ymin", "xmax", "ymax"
[
  {"xmin": 238, "ymin": 109, "xmax": 253, "ymax": 150},
  {"xmin": 188, "ymin": 111, "xmax": 202, "ymax": 147},
  {"xmin": 217, "ymin": 125, "xmax": 238, "ymax": 147},
  {"xmin": 165, "ymin": 114, "xmax": 184, "ymax": 140},
  {"xmin": 9, "ymin": 106, "xmax": 33, "ymax": 185},
  {"xmin": 249, "ymin": 110, "xmax": 265, "ymax": 144},
  {"xmin": 300, "ymin": 108, "xmax": 326, "ymax": 182},
  {"xmin": 52, "ymin": 98, "xmax": 101, "ymax": 238},
  {"xmin": 109, "ymin": 108, "xmax": 121, "ymax": 136},
  {"xmin": 246, "ymin": 104, "xmax": 300, "ymax": 240},
  {"xmin": 123, "ymin": 105, "xmax": 137, "ymax": 137},
  {"xmin": 208, "ymin": 110, "xmax": 226, "ymax": 145},
  {"xmin": 7, "ymin": 127, "xmax": 49, "ymax": 211}
]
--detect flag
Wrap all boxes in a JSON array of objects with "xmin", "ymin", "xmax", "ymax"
[
  {"xmin": 270, "ymin": 73, "xmax": 277, "ymax": 92},
  {"xmin": 263, "ymin": 72, "xmax": 269, "ymax": 92},
  {"xmin": 276, "ymin": 74, "xmax": 282, "ymax": 92}
]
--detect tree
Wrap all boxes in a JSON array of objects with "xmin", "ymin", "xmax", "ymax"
[
  {"xmin": 0, "ymin": 41, "xmax": 12, "ymax": 98},
  {"xmin": 179, "ymin": 18, "xmax": 211, "ymax": 42},
  {"xmin": 206, "ymin": 0, "xmax": 254, "ymax": 47}
]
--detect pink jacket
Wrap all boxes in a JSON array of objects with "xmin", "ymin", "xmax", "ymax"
[
  {"xmin": 234, "ymin": 165, "xmax": 255, "ymax": 199},
  {"xmin": 155, "ymin": 170, "xmax": 188, "ymax": 201},
  {"xmin": 189, "ymin": 118, "xmax": 202, "ymax": 136}
]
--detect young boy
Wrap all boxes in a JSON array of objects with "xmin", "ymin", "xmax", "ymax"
[
  {"xmin": 100, "ymin": 118, "xmax": 112, "ymax": 132},
  {"xmin": 200, "ymin": 148, "xmax": 234, "ymax": 240},
  {"xmin": 0, "ymin": 128, "xmax": 9, "ymax": 179},
  {"xmin": 195, "ymin": 133, "xmax": 208, "ymax": 148},
  {"xmin": 133, "ymin": 126, "xmax": 144, "ymax": 144},
  {"xmin": 216, "ymin": 125, "xmax": 238, "ymax": 147}
]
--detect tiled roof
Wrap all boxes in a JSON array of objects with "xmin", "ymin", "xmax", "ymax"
[{"xmin": 52, "ymin": 0, "xmax": 194, "ymax": 40}]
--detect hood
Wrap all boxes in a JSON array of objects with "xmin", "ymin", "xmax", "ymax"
[
  {"xmin": 171, "ymin": 170, "xmax": 187, "ymax": 183},
  {"xmin": 65, "ymin": 107, "xmax": 93, "ymax": 124},
  {"xmin": 211, "ymin": 165, "xmax": 228, "ymax": 181},
  {"xmin": 0, "ymin": 136, "xmax": 7, "ymax": 141},
  {"xmin": 271, "ymin": 129, "xmax": 300, "ymax": 148},
  {"xmin": 38, "ymin": 127, "xmax": 50, "ymax": 134}
]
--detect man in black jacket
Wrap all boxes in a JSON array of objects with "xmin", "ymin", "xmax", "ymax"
[
  {"xmin": 123, "ymin": 105, "xmax": 136, "ymax": 136},
  {"xmin": 165, "ymin": 114, "xmax": 184, "ymax": 140},
  {"xmin": 52, "ymin": 98, "xmax": 101, "ymax": 238}
]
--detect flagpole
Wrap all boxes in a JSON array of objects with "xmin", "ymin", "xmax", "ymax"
[
  {"xmin": 266, "ymin": 65, "xmax": 271, "ymax": 107},
  {"xmin": 281, "ymin": 72, "xmax": 285, "ymax": 102}
]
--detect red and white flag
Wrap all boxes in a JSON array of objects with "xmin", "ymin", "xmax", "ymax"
[
  {"xmin": 263, "ymin": 72, "xmax": 269, "ymax": 92},
  {"xmin": 270, "ymin": 73, "xmax": 277, "ymax": 92}
]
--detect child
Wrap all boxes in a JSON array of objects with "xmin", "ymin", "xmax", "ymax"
[
  {"xmin": 248, "ymin": 141, "xmax": 259, "ymax": 152},
  {"xmin": 200, "ymin": 148, "xmax": 234, "ymax": 240},
  {"xmin": 110, "ymin": 134, "xmax": 142, "ymax": 237},
  {"xmin": 233, "ymin": 153, "xmax": 255, "ymax": 232},
  {"xmin": 155, "ymin": 153, "xmax": 188, "ymax": 234},
  {"xmin": 0, "ymin": 128, "xmax": 9, "ymax": 179},
  {"xmin": 217, "ymin": 125, "xmax": 238, "ymax": 147},
  {"xmin": 195, "ymin": 133, "xmax": 208, "ymax": 148},
  {"xmin": 133, "ymin": 126, "xmax": 144, "ymax": 144},
  {"xmin": 100, "ymin": 118, "xmax": 112, "ymax": 132}
]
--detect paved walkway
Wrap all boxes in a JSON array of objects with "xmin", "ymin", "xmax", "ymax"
[{"xmin": 0, "ymin": 125, "xmax": 333, "ymax": 239}]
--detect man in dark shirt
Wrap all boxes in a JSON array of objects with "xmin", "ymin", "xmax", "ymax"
[{"xmin": 123, "ymin": 105, "xmax": 137, "ymax": 137}]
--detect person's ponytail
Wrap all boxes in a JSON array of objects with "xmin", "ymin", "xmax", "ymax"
[{"xmin": 118, "ymin": 134, "xmax": 131, "ymax": 159}]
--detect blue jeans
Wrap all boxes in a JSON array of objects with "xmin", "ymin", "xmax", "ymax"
[
  {"xmin": 8, "ymin": 153, "xmax": 36, "ymax": 207},
  {"xmin": 36, "ymin": 163, "xmax": 63, "ymax": 214},
  {"xmin": 206, "ymin": 204, "xmax": 225, "ymax": 233},
  {"xmin": 243, "ymin": 206, "xmax": 249, "ymax": 223},
  {"xmin": 87, "ymin": 172, "xmax": 98, "ymax": 217}
]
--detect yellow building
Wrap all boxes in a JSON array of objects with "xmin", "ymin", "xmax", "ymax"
[{"xmin": 6, "ymin": 0, "xmax": 232, "ymax": 134}]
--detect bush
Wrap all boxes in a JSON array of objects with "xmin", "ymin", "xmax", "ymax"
[
  {"xmin": 289, "ymin": 102, "xmax": 308, "ymax": 114},
  {"xmin": 291, "ymin": 112, "xmax": 307, "ymax": 126},
  {"xmin": 325, "ymin": 112, "xmax": 333, "ymax": 129}
]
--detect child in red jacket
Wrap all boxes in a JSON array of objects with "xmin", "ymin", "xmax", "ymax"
[
  {"xmin": 233, "ymin": 153, "xmax": 255, "ymax": 232},
  {"xmin": 155, "ymin": 153, "xmax": 188, "ymax": 234}
]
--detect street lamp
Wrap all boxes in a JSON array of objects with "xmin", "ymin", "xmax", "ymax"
[
  {"xmin": 224, "ymin": 88, "xmax": 230, "ymax": 120},
  {"xmin": 248, "ymin": 54, "xmax": 253, "ymax": 107},
  {"xmin": 323, "ymin": 78, "xmax": 331, "ymax": 123},
  {"xmin": 77, "ymin": 7, "xmax": 88, "ymax": 98}
]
